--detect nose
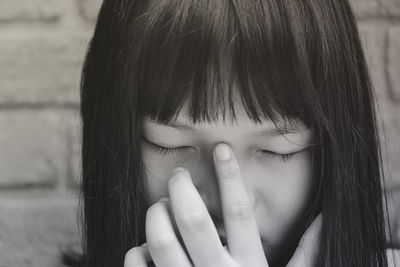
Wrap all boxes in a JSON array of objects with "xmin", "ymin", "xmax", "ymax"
[
  {"xmin": 198, "ymin": 186, "xmax": 222, "ymax": 219},
  {"xmin": 184, "ymin": 144, "xmax": 256, "ymax": 221},
  {"xmin": 189, "ymin": 160, "xmax": 224, "ymax": 220},
  {"xmin": 188, "ymin": 156, "xmax": 256, "ymax": 222}
]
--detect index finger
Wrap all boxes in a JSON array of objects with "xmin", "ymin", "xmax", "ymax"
[{"xmin": 213, "ymin": 143, "xmax": 268, "ymax": 267}]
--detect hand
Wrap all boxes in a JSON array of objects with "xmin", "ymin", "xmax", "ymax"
[{"xmin": 124, "ymin": 143, "xmax": 322, "ymax": 267}]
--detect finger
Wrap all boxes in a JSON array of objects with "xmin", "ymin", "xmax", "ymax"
[
  {"xmin": 213, "ymin": 143, "xmax": 268, "ymax": 267},
  {"xmin": 387, "ymin": 248, "xmax": 400, "ymax": 267},
  {"xmin": 124, "ymin": 243, "xmax": 151, "ymax": 267},
  {"xmin": 168, "ymin": 168, "xmax": 234, "ymax": 267},
  {"xmin": 286, "ymin": 213, "xmax": 323, "ymax": 267},
  {"xmin": 146, "ymin": 200, "xmax": 192, "ymax": 267}
]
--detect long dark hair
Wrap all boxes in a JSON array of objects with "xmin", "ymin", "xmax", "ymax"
[{"xmin": 71, "ymin": 0, "xmax": 390, "ymax": 266}]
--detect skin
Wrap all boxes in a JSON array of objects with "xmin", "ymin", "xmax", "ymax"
[{"xmin": 125, "ymin": 102, "xmax": 322, "ymax": 266}]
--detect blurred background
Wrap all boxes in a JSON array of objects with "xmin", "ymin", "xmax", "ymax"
[{"xmin": 0, "ymin": 0, "xmax": 399, "ymax": 266}]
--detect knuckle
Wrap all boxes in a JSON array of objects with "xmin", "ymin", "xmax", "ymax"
[
  {"xmin": 178, "ymin": 210, "xmax": 208, "ymax": 230},
  {"xmin": 228, "ymin": 202, "xmax": 253, "ymax": 222},
  {"xmin": 219, "ymin": 164, "xmax": 239, "ymax": 179},
  {"xmin": 222, "ymin": 169, "xmax": 237, "ymax": 179}
]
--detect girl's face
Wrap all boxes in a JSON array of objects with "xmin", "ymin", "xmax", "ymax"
[{"xmin": 141, "ymin": 102, "xmax": 317, "ymax": 262}]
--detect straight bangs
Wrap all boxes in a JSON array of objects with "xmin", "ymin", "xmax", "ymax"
[{"xmin": 125, "ymin": 0, "xmax": 323, "ymax": 128}]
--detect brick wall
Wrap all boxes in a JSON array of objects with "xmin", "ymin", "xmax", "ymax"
[
  {"xmin": 0, "ymin": 0, "xmax": 399, "ymax": 266},
  {"xmin": 0, "ymin": 0, "xmax": 99, "ymax": 266}
]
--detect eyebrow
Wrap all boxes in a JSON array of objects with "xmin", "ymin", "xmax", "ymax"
[{"xmin": 148, "ymin": 120, "xmax": 302, "ymax": 136}]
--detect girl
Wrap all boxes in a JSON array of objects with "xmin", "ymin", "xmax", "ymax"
[{"xmin": 71, "ymin": 0, "xmax": 400, "ymax": 266}]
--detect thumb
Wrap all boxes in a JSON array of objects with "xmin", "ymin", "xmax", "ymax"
[{"xmin": 286, "ymin": 213, "xmax": 322, "ymax": 267}]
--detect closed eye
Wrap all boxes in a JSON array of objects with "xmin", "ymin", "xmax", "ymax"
[
  {"xmin": 142, "ymin": 135, "xmax": 312, "ymax": 161},
  {"xmin": 259, "ymin": 150, "xmax": 297, "ymax": 162},
  {"xmin": 258, "ymin": 147, "xmax": 311, "ymax": 163},
  {"xmin": 141, "ymin": 137, "xmax": 192, "ymax": 156}
]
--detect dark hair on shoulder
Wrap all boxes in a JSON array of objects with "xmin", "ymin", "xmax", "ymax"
[{"xmin": 65, "ymin": 0, "xmax": 392, "ymax": 266}]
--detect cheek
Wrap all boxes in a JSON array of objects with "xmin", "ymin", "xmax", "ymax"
[
  {"xmin": 142, "ymin": 149, "xmax": 173, "ymax": 203},
  {"xmin": 142, "ymin": 148, "xmax": 198, "ymax": 203},
  {"xmin": 252, "ymin": 151, "xmax": 316, "ymax": 243}
]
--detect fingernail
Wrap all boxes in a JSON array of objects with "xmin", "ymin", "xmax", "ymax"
[
  {"xmin": 159, "ymin": 197, "xmax": 170, "ymax": 202},
  {"xmin": 170, "ymin": 167, "xmax": 191, "ymax": 185},
  {"xmin": 172, "ymin": 167, "xmax": 186, "ymax": 175},
  {"xmin": 215, "ymin": 144, "xmax": 231, "ymax": 161}
]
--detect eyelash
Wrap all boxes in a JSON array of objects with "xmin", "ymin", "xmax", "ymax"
[
  {"xmin": 143, "ymin": 138, "xmax": 301, "ymax": 162},
  {"xmin": 151, "ymin": 144, "xmax": 186, "ymax": 156},
  {"xmin": 259, "ymin": 150, "xmax": 297, "ymax": 162},
  {"xmin": 142, "ymin": 138, "xmax": 188, "ymax": 156}
]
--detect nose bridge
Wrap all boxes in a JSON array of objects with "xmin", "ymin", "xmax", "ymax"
[
  {"xmin": 189, "ymin": 149, "xmax": 256, "ymax": 217},
  {"xmin": 191, "ymin": 154, "xmax": 222, "ymax": 215}
]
